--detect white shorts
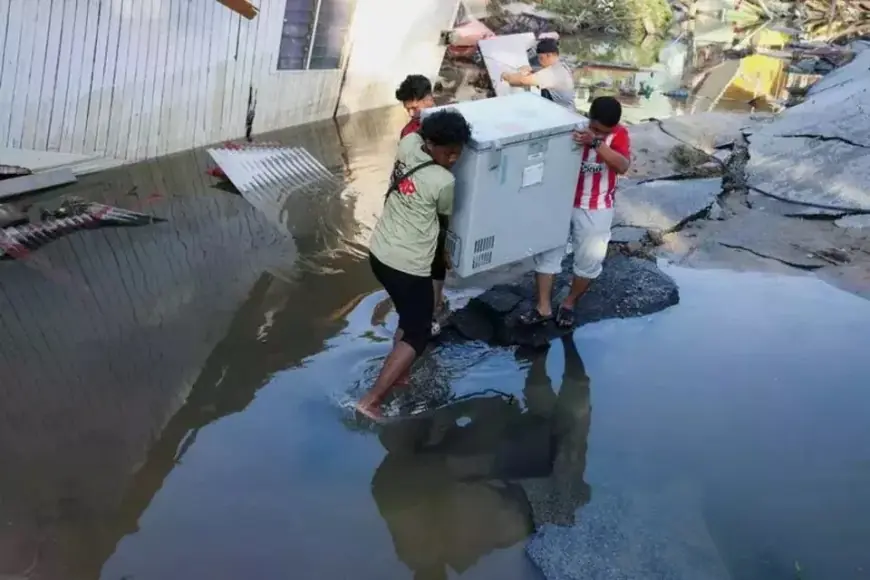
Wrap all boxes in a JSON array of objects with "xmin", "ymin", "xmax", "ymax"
[{"xmin": 534, "ymin": 207, "xmax": 613, "ymax": 279}]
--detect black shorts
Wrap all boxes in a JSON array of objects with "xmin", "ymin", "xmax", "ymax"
[
  {"xmin": 370, "ymin": 252, "xmax": 434, "ymax": 355},
  {"xmin": 431, "ymin": 227, "xmax": 447, "ymax": 282},
  {"xmin": 431, "ymin": 214, "xmax": 449, "ymax": 282}
]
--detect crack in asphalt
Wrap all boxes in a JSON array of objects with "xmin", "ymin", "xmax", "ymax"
[
  {"xmin": 717, "ymin": 242, "xmax": 825, "ymax": 270},
  {"xmin": 778, "ymin": 133, "xmax": 870, "ymax": 149}
]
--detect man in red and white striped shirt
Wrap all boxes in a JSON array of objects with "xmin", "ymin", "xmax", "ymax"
[{"xmin": 520, "ymin": 96, "xmax": 631, "ymax": 328}]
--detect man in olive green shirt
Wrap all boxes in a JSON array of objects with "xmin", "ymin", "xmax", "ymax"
[{"xmin": 361, "ymin": 109, "xmax": 472, "ymax": 420}]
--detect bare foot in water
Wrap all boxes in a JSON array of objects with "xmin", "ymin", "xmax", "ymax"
[{"xmin": 355, "ymin": 401, "xmax": 383, "ymax": 422}]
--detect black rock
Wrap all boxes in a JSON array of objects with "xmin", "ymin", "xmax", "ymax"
[{"xmin": 445, "ymin": 254, "xmax": 680, "ymax": 348}]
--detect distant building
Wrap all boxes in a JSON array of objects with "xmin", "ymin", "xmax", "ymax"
[{"xmin": 0, "ymin": 0, "xmax": 460, "ymax": 167}]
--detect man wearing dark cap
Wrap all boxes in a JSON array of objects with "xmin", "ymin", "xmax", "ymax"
[{"xmin": 501, "ymin": 38, "xmax": 576, "ymax": 110}]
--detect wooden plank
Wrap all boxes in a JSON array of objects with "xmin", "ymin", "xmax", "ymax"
[
  {"xmin": 183, "ymin": 0, "xmax": 206, "ymax": 151},
  {"xmin": 145, "ymin": 2, "xmax": 171, "ymax": 159},
  {"xmin": 0, "ymin": 0, "xmax": 10, "ymax": 142},
  {"xmin": 135, "ymin": 0, "xmax": 162, "ymax": 159},
  {"xmin": 168, "ymin": 0, "xmax": 193, "ymax": 154},
  {"xmin": 158, "ymin": 0, "xmax": 182, "ymax": 156},
  {"xmin": 122, "ymin": 0, "xmax": 149, "ymax": 160},
  {"xmin": 0, "ymin": 0, "xmax": 24, "ymax": 146},
  {"xmin": 0, "ymin": 169, "xmax": 77, "ymax": 200},
  {"xmin": 192, "ymin": 0, "xmax": 211, "ymax": 149},
  {"xmin": 103, "ymin": 0, "xmax": 133, "ymax": 158},
  {"xmin": 29, "ymin": 0, "xmax": 64, "ymax": 150},
  {"xmin": 83, "ymin": 0, "xmax": 112, "ymax": 154},
  {"xmin": 233, "ymin": 5, "xmax": 259, "ymax": 140},
  {"xmin": 62, "ymin": 0, "xmax": 97, "ymax": 153},
  {"xmin": 0, "ymin": 0, "xmax": 7, "ymax": 72},
  {"xmin": 202, "ymin": 0, "xmax": 221, "ymax": 145},
  {"xmin": 255, "ymin": 0, "xmax": 280, "ymax": 131},
  {"xmin": 46, "ymin": 0, "xmax": 79, "ymax": 151},
  {"xmin": 218, "ymin": 13, "xmax": 239, "ymax": 142},
  {"xmin": 8, "ymin": 0, "xmax": 44, "ymax": 148}
]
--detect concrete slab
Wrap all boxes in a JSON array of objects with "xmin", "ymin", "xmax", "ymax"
[
  {"xmin": 757, "ymin": 74, "xmax": 870, "ymax": 148},
  {"xmin": 657, "ymin": 112, "xmax": 758, "ymax": 152},
  {"xmin": 715, "ymin": 211, "xmax": 847, "ymax": 269},
  {"xmin": 0, "ymin": 147, "xmax": 125, "ymax": 175},
  {"xmin": 807, "ymin": 46, "xmax": 870, "ymax": 97},
  {"xmin": 614, "ymin": 178, "xmax": 722, "ymax": 233},
  {"xmin": 610, "ymin": 226, "xmax": 648, "ymax": 244},
  {"xmin": 626, "ymin": 122, "xmax": 685, "ymax": 180},
  {"xmin": 0, "ymin": 168, "xmax": 77, "ymax": 201},
  {"xmin": 835, "ymin": 214, "xmax": 870, "ymax": 229},
  {"xmin": 526, "ymin": 483, "xmax": 731, "ymax": 580},
  {"xmin": 746, "ymin": 191, "xmax": 852, "ymax": 218},
  {"xmin": 478, "ymin": 33, "xmax": 536, "ymax": 97},
  {"xmin": 746, "ymin": 133, "xmax": 870, "ymax": 211}
]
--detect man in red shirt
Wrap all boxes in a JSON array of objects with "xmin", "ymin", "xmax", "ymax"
[
  {"xmin": 396, "ymin": 74, "xmax": 436, "ymax": 138},
  {"xmin": 394, "ymin": 75, "xmax": 449, "ymax": 334},
  {"xmin": 520, "ymin": 96, "xmax": 631, "ymax": 328}
]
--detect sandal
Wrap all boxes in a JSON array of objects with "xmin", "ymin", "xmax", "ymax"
[
  {"xmin": 556, "ymin": 306, "xmax": 575, "ymax": 328},
  {"xmin": 519, "ymin": 307, "xmax": 554, "ymax": 326}
]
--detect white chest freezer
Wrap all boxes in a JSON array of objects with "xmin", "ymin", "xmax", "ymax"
[{"xmin": 421, "ymin": 92, "xmax": 587, "ymax": 278}]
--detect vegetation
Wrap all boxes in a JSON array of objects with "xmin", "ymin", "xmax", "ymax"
[
  {"xmin": 540, "ymin": 0, "xmax": 674, "ymax": 40},
  {"xmin": 797, "ymin": 0, "xmax": 870, "ymax": 43}
]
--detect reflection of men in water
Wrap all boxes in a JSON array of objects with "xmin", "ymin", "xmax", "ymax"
[
  {"xmin": 394, "ymin": 75, "xmax": 450, "ymax": 336},
  {"xmin": 371, "ymin": 395, "xmax": 538, "ymax": 580},
  {"xmin": 359, "ymin": 111, "xmax": 472, "ymax": 420},
  {"xmin": 520, "ymin": 336, "xmax": 592, "ymax": 527},
  {"xmin": 370, "ymin": 336, "xmax": 592, "ymax": 577},
  {"xmin": 501, "ymin": 38, "xmax": 576, "ymax": 110}
]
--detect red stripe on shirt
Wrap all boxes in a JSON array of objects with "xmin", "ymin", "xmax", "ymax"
[{"xmin": 574, "ymin": 125, "xmax": 630, "ymax": 210}]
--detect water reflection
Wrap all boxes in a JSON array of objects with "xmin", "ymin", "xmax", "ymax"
[
  {"xmin": 0, "ymin": 106, "xmax": 405, "ymax": 579},
  {"xmin": 370, "ymin": 336, "xmax": 592, "ymax": 579}
]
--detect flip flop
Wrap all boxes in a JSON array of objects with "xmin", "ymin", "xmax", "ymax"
[
  {"xmin": 556, "ymin": 305, "xmax": 575, "ymax": 328},
  {"xmin": 519, "ymin": 308, "xmax": 554, "ymax": 326}
]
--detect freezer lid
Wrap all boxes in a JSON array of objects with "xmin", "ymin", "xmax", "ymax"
[{"xmin": 421, "ymin": 92, "xmax": 588, "ymax": 151}]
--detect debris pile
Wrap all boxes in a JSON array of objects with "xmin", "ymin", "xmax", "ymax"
[{"xmin": 0, "ymin": 197, "xmax": 165, "ymax": 261}]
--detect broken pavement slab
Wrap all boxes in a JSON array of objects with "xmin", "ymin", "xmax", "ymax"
[
  {"xmin": 755, "ymin": 73, "xmax": 870, "ymax": 148},
  {"xmin": 745, "ymin": 191, "xmax": 853, "ymax": 219},
  {"xmin": 614, "ymin": 178, "xmax": 722, "ymax": 234},
  {"xmin": 656, "ymin": 112, "xmax": 766, "ymax": 153},
  {"xmin": 746, "ymin": 132, "xmax": 870, "ymax": 212},
  {"xmin": 445, "ymin": 254, "xmax": 679, "ymax": 348},
  {"xmin": 610, "ymin": 226, "xmax": 648, "ymax": 244},
  {"xmin": 835, "ymin": 214, "xmax": 870, "ymax": 229},
  {"xmin": 0, "ymin": 168, "xmax": 77, "ymax": 201},
  {"xmin": 526, "ymin": 483, "xmax": 731, "ymax": 580},
  {"xmin": 745, "ymin": 52, "xmax": 870, "ymax": 211},
  {"xmin": 715, "ymin": 211, "xmax": 850, "ymax": 269}
]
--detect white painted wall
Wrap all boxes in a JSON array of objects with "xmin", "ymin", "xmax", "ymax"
[
  {"xmin": 0, "ymin": 0, "xmax": 452, "ymax": 165},
  {"xmin": 336, "ymin": 0, "xmax": 459, "ymax": 116}
]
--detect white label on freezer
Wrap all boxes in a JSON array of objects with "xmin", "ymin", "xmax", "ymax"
[
  {"xmin": 527, "ymin": 151, "xmax": 544, "ymax": 162},
  {"xmin": 521, "ymin": 162, "xmax": 545, "ymax": 188}
]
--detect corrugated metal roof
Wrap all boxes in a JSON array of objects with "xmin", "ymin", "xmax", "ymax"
[{"xmin": 207, "ymin": 144, "xmax": 339, "ymax": 233}]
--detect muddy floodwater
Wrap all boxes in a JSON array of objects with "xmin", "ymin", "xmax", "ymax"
[{"xmin": 2, "ymin": 105, "xmax": 870, "ymax": 580}]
